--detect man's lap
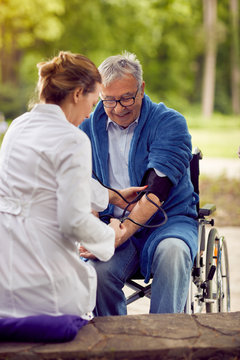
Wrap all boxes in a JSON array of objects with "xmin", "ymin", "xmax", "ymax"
[
  {"xmin": 91, "ymin": 236, "xmax": 192, "ymax": 284},
  {"xmin": 90, "ymin": 239, "xmax": 140, "ymax": 283}
]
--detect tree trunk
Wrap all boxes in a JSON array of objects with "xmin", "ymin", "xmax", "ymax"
[
  {"xmin": 202, "ymin": 0, "xmax": 217, "ymax": 118},
  {"xmin": 0, "ymin": 23, "xmax": 20, "ymax": 85},
  {"xmin": 230, "ymin": 0, "xmax": 240, "ymax": 114}
]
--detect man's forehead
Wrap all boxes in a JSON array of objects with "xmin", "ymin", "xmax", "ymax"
[
  {"xmin": 101, "ymin": 75, "xmax": 138, "ymax": 94},
  {"xmin": 101, "ymin": 83, "xmax": 138, "ymax": 99},
  {"xmin": 100, "ymin": 89, "xmax": 135, "ymax": 99}
]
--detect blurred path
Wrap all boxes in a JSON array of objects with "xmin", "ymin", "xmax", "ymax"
[
  {"xmin": 224, "ymin": 226, "xmax": 240, "ymax": 313},
  {"xmin": 200, "ymin": 157, "xmax": 240, "ymax": 178}
]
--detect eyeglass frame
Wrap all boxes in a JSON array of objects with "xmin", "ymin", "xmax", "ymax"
[{"xmin": 101, "ymin": 88, "xmax": 140, "ymax": 108}]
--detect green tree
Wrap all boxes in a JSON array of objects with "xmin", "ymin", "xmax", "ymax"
[
  {"xmin": 202, "ymin": 0, "xmax": 218, "ymax": 118},
  {"xmin": 230, "ymin": 0, "xmax": 240, "ymax": 114}
]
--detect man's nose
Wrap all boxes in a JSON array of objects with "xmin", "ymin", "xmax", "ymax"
[{"xmin": 113, "ymin": 101, "xmax": 125, "ymax": 113}]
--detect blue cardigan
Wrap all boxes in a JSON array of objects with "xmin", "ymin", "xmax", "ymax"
[{"xmin": 80, "ymin": 95, "xmax": 198, "ymax": 282}]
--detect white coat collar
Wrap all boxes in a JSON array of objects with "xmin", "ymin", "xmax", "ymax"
[{"xmin": 31, "ymin": 104, "xmax": 68, "ymax": 124}]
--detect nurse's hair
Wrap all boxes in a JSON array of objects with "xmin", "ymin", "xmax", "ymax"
[
  {"xmin": 98, "ymin": 51, "xmax": 143, "ymax": 88},
  {"xmin": 36, "ymin": 51, "xmax": 101, "ymax": 104}
]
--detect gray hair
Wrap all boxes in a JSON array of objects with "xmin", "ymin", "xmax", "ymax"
[{"xmin": 98, "ymin": 51, "xmax": 143, "ymax": 88}]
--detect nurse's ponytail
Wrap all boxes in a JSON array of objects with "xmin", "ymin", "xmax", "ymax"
[{"xmin": 34, "ymin": 51, "xmax": 101, "ymax": 105}]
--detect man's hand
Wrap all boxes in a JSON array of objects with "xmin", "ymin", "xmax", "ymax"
[{"xmin": 109, "ymin": 185, "xmax": 147, "ymax": 211}]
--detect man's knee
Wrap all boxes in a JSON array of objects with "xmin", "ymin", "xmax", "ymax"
[{"xmin": 152, "ymin": 238, "xmax": 192, "ymax": 273}]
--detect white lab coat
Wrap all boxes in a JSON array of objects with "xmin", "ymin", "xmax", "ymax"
[{"xmin": 0, "ymin": 104, "xmax": 114, "ymax": 318}]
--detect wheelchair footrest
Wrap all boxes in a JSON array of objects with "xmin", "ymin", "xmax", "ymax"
[{"xmin": 199, "ymin": 203, "xmax": 216, "ymax": 217}]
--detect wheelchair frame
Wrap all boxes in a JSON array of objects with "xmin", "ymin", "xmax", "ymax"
[{"xmin": 126, "ymin": 148, "xmax": 231, "ymax": 314}]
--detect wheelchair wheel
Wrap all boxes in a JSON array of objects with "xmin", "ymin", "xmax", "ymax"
[{"xmin": 205, "ymin": 228, "xmax": 230, "ymax": 313}]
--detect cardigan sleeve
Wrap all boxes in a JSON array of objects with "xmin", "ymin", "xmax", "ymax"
[{"xmin": 147, "ymin": 110, "xmax": 192, "ymax": 186}]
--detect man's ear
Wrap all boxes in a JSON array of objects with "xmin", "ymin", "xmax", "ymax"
[
  {"xmin": 140, "ymin": 81, "xmax": 145, "ymax": 97},
  {"xmin": 73, "ymin": 87, "xmax": 83, "ymax": 104}
]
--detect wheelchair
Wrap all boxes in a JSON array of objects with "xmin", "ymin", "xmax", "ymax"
[{"xmin": 125, "ymin": 148, "xmax": 231, "ymax": 314}]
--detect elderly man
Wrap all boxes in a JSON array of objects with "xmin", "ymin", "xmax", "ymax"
[{"xmin": 80, "ymin": 52, "xmax": 198, "ymax": 315}]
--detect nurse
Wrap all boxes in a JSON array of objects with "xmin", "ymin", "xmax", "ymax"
[{"xmin": 0, "ymin": 51, "xmax": 139, "ymax": 319}]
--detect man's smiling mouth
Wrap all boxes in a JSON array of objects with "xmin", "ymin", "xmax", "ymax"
[{"xmin": 115, "ymin": 112, "xmax": 130, "ymax": 117}]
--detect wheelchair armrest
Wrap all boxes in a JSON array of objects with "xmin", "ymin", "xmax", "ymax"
[{"xmin": 199, "ymin": 203, "xmax": 216, "ymax": 217}]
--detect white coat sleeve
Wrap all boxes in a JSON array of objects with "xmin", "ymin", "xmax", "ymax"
[
  {"xmin": 55, "ymin": 131, "xmax": 115, "ymax": 262},
  {"xmin": 91, "ymin": 178, "xmax": 109, "ymax": 212}
]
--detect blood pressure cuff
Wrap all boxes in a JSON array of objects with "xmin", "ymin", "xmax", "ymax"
[{"xmin": 141, "ymin": 168, "xmax": 173, "ymax": 203}]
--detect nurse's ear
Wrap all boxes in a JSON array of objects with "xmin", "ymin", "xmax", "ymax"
[{"xmin": 73, "ymin": 87, "xmax": 83, "ymax": 104}]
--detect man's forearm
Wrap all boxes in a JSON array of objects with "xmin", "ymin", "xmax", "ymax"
[{"xmin": 120, "ymin": 193, "xmax": 162, "ymax": 243}]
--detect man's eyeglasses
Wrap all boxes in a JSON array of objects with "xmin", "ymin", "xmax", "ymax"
[{"xmin": 101, "ymin": 89, "xmax": 139, "ymax": 108}]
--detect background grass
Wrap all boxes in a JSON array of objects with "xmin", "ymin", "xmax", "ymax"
[
  {"xmin": 186, "ymin": 110, "xmax": 240, "ymax": 159},
  {"xmin": 190, "ymin": 129, "xmax": 240, "ymax": 158},
  {"xmin": 200, "ymin": 175, "xmax": 240, "ymax": 227}
]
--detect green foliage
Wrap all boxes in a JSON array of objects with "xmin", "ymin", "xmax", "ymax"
[
  {"xmin": 0, "ymin": 0, "xmax": 65, "ymax": 48},
  {"xmin": 19, "ymin": 53, "xmax": 41, "ymax": 86},
  {"xmin": 0, "ymin": 0, "xmax": 66, "ymax": 117},
  {"xmin": 0, "ymin": 82, "xmax": 30, "ymax": 119}
]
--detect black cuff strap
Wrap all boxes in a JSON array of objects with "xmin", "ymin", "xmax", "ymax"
[{"xmin": 141, "ymin": 168, "xmax": 173, "ymax": 202}]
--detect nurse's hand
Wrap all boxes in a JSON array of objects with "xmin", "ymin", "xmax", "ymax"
[
  {"xmin": 91, "ymin": 210, "xmax": 99, "ymax": 217},
  {"xmin": 109, "ymin": 218, "xmax": 127, "ymax": 248},
  {"xmin": 79, "ymin": 246, "xmax": 96, "ymax": 259},
  {"xmin": 79, "ymin": 219, "xmax": 127, "ymax": 259},
  {"xmin": 109, "ymin": 185, "xmax": 147, "ymax": 211}
]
